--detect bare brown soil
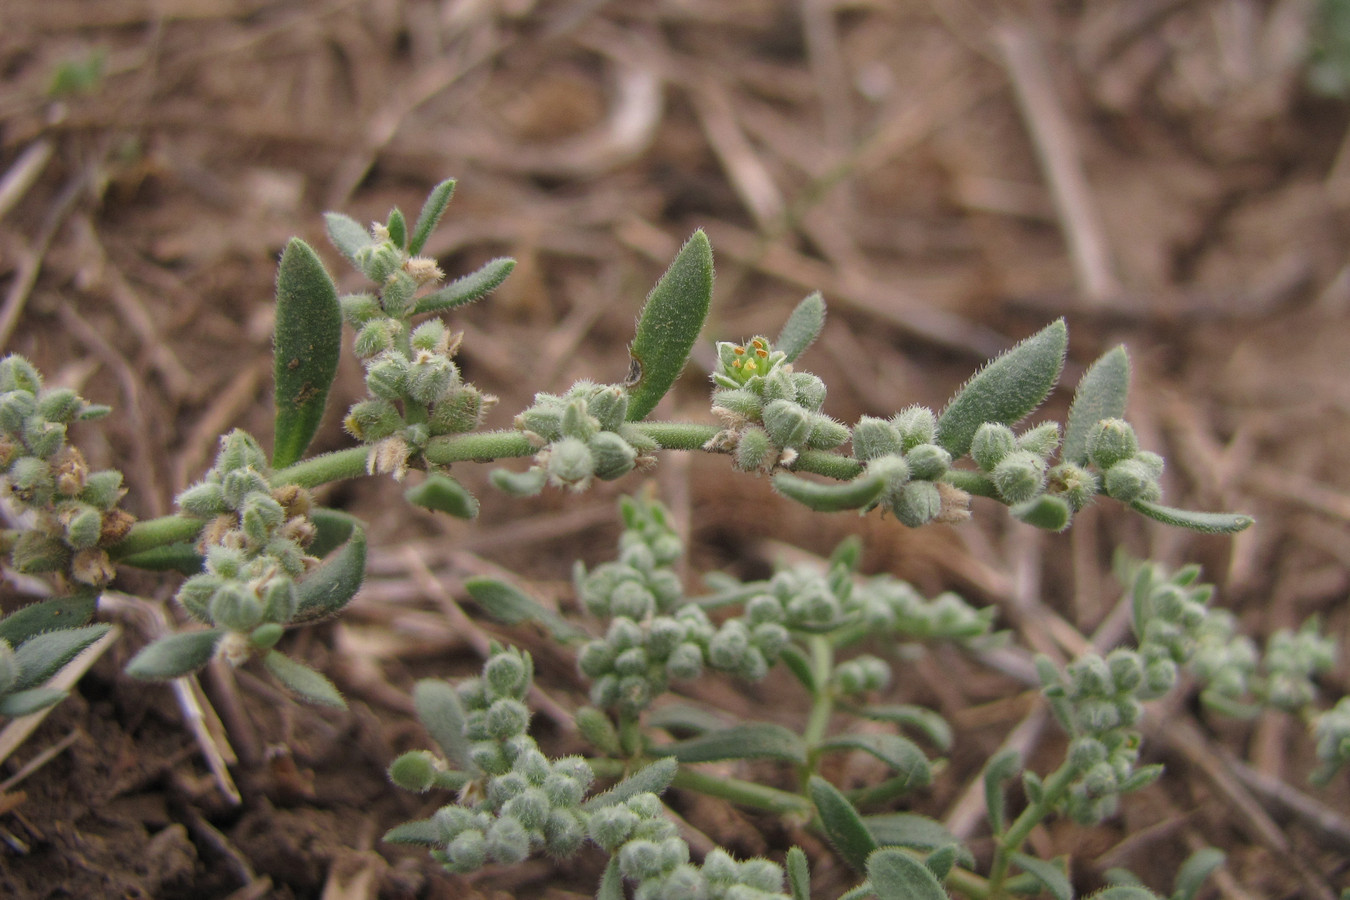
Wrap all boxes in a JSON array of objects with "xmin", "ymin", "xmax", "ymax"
[{"xmin": 2, "ymin": 2, "xmax": 1349, "ymax": 898}]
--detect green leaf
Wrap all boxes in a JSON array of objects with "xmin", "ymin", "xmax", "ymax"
[
  {"xmin": 936, "ymin": 319, "xmax": 1068, "ymax": 457},
  {"xmin": 125, "ymin": 628, "xmax": 224, "ymax": 680},
  {"xmin": 1089, "ymin": 889, "xmax": 1162, "ymax": 900},
  {"xmin": 13, "ymin": 624, "xmax": 111, "ymax": 690},
  {"xmin": 293, "ymin": 521, "xmax": 367, "ymax": 622},
  {"xmin": 584, "ymin": 757, "xmax": 679, "ymax": 810},
  {"xmin": 787, "ymin": 846, "xmax": 811, "ymax": 900},
  {"xmin": 924, "ymin": 845, "xmax": 957, "ymax": 881},
  {"xmin": 818, "ymin": 733, "xmax": 931, "ymax": 787},
  {"xmin": 408, "ymin": 178, "xmax": 456, "ymax": 256},
  {"xmin": 1064, "ymin": 346, "xmax": 1130, "ymax": 465},
  {"xmin": 1011, "ymin": 494, "xmax": 1072, "ymax": 531},
  {"xmin": 263, "ymin": 649, "xmax": 345, "ymax": 708},
  {"xmin": 1012, "ymin": 853, "xmax": 1073, "ymax": 900},
  {"xmin": 0, "ymin": 593, "xmax": 98, "ymax": 646},
  {"xmin": 647, "ymin": 703, "xmax": 730, "ymax": 736},
  {"xmin": 323, "ymin": 212, "xmax": 372, "ymax": 263},
  {"xmin": 855, "ymin": 705, "xmax": 953, "ymax": 751},
  {"xmin": 116, "ymin": 541, "xmax": 204, "ymax": 575},
  {"xmin": 405, "ymin": 473, "xmax": 479, "ymax": 519},
  {"xmin": 0, "ymin": 687, "xmax": 68, "ymax": 717},
  {"xmin": 1129, "ymin": 501, "xmax": 1254, "ymax": 534},
  {"xmin": 772, "ymin": 471, "xmax": 887, "ymax": 512},
  {"xmin": 272, "ymin": 238, "xmax": 342, "ymax": 469},
  {"xmin": 1172, "ymin": 847, "xmax": 1224, "ymax": 900},
  {"xmin": 862, "ymin": 813, "xmax": 973, "ymax": 867},
  {"xmin": 779, "ymin": 644, "xmax": 817, "ymax": 692},
  {"xmin": 386, "ymin": 207, "xmax": 407, "ymax": 250},
  {"xmin": 382, "ymin": 818, "xmax": 441, "ymax": 845},
  {"xmin": 597, "ymin": 856, "xmax": 624, "ymax": 900},
  {"xmin": 809, "ymin": 775, "xmax": 878, "ymax": 873},
  {"xmin": 412, "ymin": 679, "xmax": 472, "ymax": 769},
  {"xmin": 982, "ymin": 747, "xmax": 1022, "ymax": 835},
  {"xmin": 654, "ymin": 722, "xmax": 806, "ymax": 765},
  {"xmin": 411, "ymin": 257, "xmax": 516, "ymax": 316},
  {"xmin": 463, "ymin": 576, "xmax": 585, "ymax": 642},
  {"xmin": 776, "ymin": 292, "xmax": 826, "ymax": 363},
  {"xmin": 866, "ymin": 847, "xmax": 950, "ymax": 900},
  {"xmin": 625, "ymin": 230, "xmax": 714, "ymax": 421}
]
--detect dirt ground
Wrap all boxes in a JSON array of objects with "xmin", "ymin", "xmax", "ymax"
[{"xmin": 2, "ymin": 1, "xmax": 1349, "ymax": 897}]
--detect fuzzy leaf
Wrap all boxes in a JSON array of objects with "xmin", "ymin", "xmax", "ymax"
[
  {"xmin": 117, "ymin": 542, "xmax": 204, "ymax": 575},
  {"xmin": 382, "ymin": 818, "xmax": 441, "ymax": 846},
  {"xmin": 787, "ymin": 846, "xmax": 811, "ymax": 900},
  {"xmin": 597, "ymin": 856, "xmax": 624, "ymax": 900},
  {"xmin": 862, "ymin": 814, "xmax": 973, "ymax": 867},
  {"xmin": 125, "ymin": 628, "xmax": 224, "ymax": 680},
  {"xmin": 866, "ymin": 847, "xmax": 950, "ymax": 900},
  {"xmin": 408, "ymin": 178, "xmax": 456, "ymax": 256},
  {"xmin": 13, "ymin": 624, "xmax": 112, "ymax": 691},
  {"xmin": 1012, "ymin": 853, "xmax": 1073, "ymax": 900},
  {"xmin": 855, "ymin": 705, "xmax": 953, "ymax": 751},
  {"xmin": 0, "ymin": 687, "xmax": 68, "ymax": 717},
  {"xmin": 386, "ymin": 207, "xmax": 407, "ymax": 250},
  {"xmin": 773, "ymin": 472, "xmax": 886, "ymax": 512},
  {"xmin": 776, "ymin": 292, "xmax": 826, "ymax": 363},
  {"xmin": 323, "ymin": 212, "xmax": 372, "ymax": 263},
  {"xmin": 818, "ymin": 733, "xmax": 931, "ymax": 786},
  {"xmin": 0, "ymin": 594, "xmax": 98, "ymax": 646},
  {"xmin": 982, "ymin": 747, "xmax": 1022, "ymax": 835},
  {"xmin": 584, "ymin": 757, "xmax": 679, "ymax": 810},
  {"xmin": 273, "ymin": 238, "xmax": 342, "ymax": 469},
  {"xmin": 263, "ymin": 649, "xmax": 345, "ymax": 708},
  {"xmin": 1172, "ymin": 847, "xmax": 1224, "ymax": 900},
  {"xmin": 779, "ymin": 644, "xmax": 818, "ymax": 692},
  {"xmin": 307, "ymin": 508, "xmax": 361, "ymax": 559},
  {"xmin": 936, "ymin": 319, "xmax": 1067, "ymax": 457},
  {"xmin": 412, "ymin": 678, "xmax": 472, "ymax": 769},
  {"xmin": 810, "ymin": 775, "xmax": 877, "ymax": 873},
  {"xmin": 292, "ymin": 521, "xmax": 367, "ymax": 622},
  {"xmin": 654, "ymin": 723, "xmax": 806, "ymax": 765},
  {"xmin": 647, "ymin": 703, "xmax": 730, "ymax": 736},
  {"xmin": 405, "ymin": 473, "xmax": 479, "ymax": 519},
  {"xmin": 1090, "ymin": 889, "xmax": 1161, "ymax": 900},
  {"xmin": 411, "ymin": 257, "xmax": 515, "ymax": 316},
  {"xmin": 463, "ymin": 576, "xmax": 585, "ymax": 642},
  {"xmin": 626, "ymin": 230, "xmax": 714, "ymax": 421},
  {"xmin": 1129, "ymin": 501, "xmax": 1253, "ymax": 534},
  {"xmin": 1011, "ymin": 495, "xmax": 1072, "ymax": 531},
  {"xmin": 1064, "ymin": 346, "xmax": 1130, "ymax": 465}
]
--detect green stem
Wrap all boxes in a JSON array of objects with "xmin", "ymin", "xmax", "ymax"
[
  {"xmin": 986, "ymin": 759, "xmax": 1081, "ymax": 894},
  {"xmin": 800, "ymin": 635, "xmax": 836, "ymax": 783},
  {"xmin": 583, "ymin": 757, "xmax": 813, "ymax": 817},
  {"xmin": 273, "ymin": 446, "xmax": 370, "ymax": 487},
  {"xmin": 108, "ymin": 514, "xmax": 205, "ymax": 559}
]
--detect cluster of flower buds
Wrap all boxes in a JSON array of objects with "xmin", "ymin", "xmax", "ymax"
[
  {"xmin": 970, "ymin": 421, "xmax": 1063, "ymax": 507},
  {"xmin": 1187, "ymin": 609, "xmax": 1259, "ymax": 708},
  {"xmin": 1079, "ymin": 418, "xmax": 1164, "ymax": 505},
  {"xmin": 0, "ymin": 355, "xmax": 132, "ymax": 586},
  {"xmin": 336, "ymin": 220, "xmax": 495, "ymax": 481},
  {"xmin": 831, "ymin": 654, "xmax": 891, "ymax": 696},
  {"xmin": 705, "ymin": 336, "xmax": 849, "ymax": 472},
  {"xmin": 1313, "ymin": 697, "xmax": 1350, "ymax": 785},
  {"xmin": 495, "ymin": 381, "xmax": 658, "ymax": 495},
  {"xmin": 615, "ymin": 837, "xmax": 788, "ymax": 900},
  {"xmin": 1039, "ymin": 648, "xmax": 1163, "ymax": 824},
  {"xmin": 1260, "ymin": 619, "xmax": 1337, "ymax": 713},
  {"xmin": 173, "ymin": 430, "xmax": 317, "ymax": 658},
  {"xmin": 850, "ymin": 406, "xmax": 966, "ymax": 526}
]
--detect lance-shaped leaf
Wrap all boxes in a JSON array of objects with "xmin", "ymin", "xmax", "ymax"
[
  {"xmin": 125, "ymin": 628, "xmax": 224, "ymax": 680},
  {"xmin": 1064, "ymin": 346, "xmax": 1130, "ymax": 465},
  {"xmin": 653, "ymin": 722, "xmax": 806, "ymax": 765},
  {"xmin": 866, "ymin": 847, "xmax": 951, "ymax": 900},
  {"xmin": 773, "ymin": 471, "xmax": 886, "ymax": 513},
  {"xmin": 408, "ymin": 178, "xmax": 456, "ymax": 256},
  {"xmin": 818, "ymin": 733, "xmax": 931, "ymax": 787},
  {"xmin": 936, "ymin": 319, "xmax": 1067, "ymax": 458},
  {"xmin": 1090, "ymin": 889, "xmax": 1161, "ymax": 900},
  {"xmin": 982, "ymin": 747, "xmax": 1022, "ymax": 835},
  {"xmin": 307, "ymin": 508, "xmax": 361, "ymax": 559},
  {"xmin": 584, "ymin": 757, "xmax": 679, "ymax": 810},
  {"xmin": 1172, "ymin": 847, "xmax": 1225, "ymax": 900},
  {"xmin": 1012, "ymin": 494, "xmax": 1072, "ymax": 531},
  {"xmin": 405, "ymin": 472, "xmax": 479, "ymax": 519},
  {"xmin": 412, "ymin": 678, "xmax": 472, "ymax": 769},
  {"xmin": 412, "ymin": 257, "xmax": 516, "ymax": 316},
  {"xmin": 0, "ymin": 687, "xmax": 69, "ymax": 717},
  {"xmin": 1011, "ymin": 853, "xmax": 1072, "ymax": 900},
  {"xmin": 463, "ymin": 576, "xmax": 585, "ymax": 642},
  {"xmin": 787, "ymin": 847, "xmax": 811, "ymax": 900},
  {"xmin": 809, "ymin": 775, "xmax": 877, "ymax": 873},
  {"xmin": 117, "ymin": 542, "xmax": 204, "ymax": 575},
  {"xmin": 862, "ymin": 814, "xmax": 972, "ymax": 866},
  {"xmin": 13, "ymin": 624, "xmax": 112, "ymax": 691},
  {"xmin": 263, "ymin": 649, "xmax": 345, "ymax": 708},
  {"xmin": 776, "ymin": 292, "xmax": 826, "ymax": 363},
  {"xmin": 0, "ymin": 593, "xmax": 98, "ymax": 646},
  {"xmin": 292, "ymin": 521, "xmax": 367, "ymax": 622},
  {"xmin": 382, "ymin": 818, "xmax": 441, "ymax": 846},
  {"xmin": 597, "ymin": 856, "xmax": 625, "ymax": 900},
  {"xmin": 324, "ymin": 212, "xmax": 372, "ymax": 263},
  {"xmin": 1130, "ymin": 501, "xmax": 1253, "ymax": 534},
  {"xmin": 273, "ymin": 238, "xmax": 342, "ymax": 469},
  {"xmin": 855, "ymin": 705, "xmax": 953, "ymax": 751},
  {"xmin": 626, "ymin": 231, "xmax": 714, "ymax": 421},
  {"xmin": 385, "ymin": 207, "xmax": 407, "ymax": 250}
]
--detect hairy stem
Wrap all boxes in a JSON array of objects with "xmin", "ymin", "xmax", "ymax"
[{"xmin": 986, "ymin": 759, "xmax": 1081, "ymax": 894}]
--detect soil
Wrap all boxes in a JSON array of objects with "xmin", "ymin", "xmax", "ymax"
[{"xmin": 2, "ymin": 2, "xmax": 1350, "ymax": 898}]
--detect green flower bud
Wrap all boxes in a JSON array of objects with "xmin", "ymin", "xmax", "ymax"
[
  {"xmin": 971, "ymin": 423, "xmax": 1016, "ymax": 472},
  {"xmin": 380, "ymin": 270, "xmax": 418, "ymax": 318},
  {"xmin": 0, "ymin": 356, "xmax": 41, "ymax": 394},
  {"xmin": 893, "ymin": 480, "xmax": 941, "ymax": 528},
  {"xmin": 761, "ymin": 368, "xmax": 796, "ymax": 403},
  {"xmin": 62, "ymin": 504, "xmax": 103, "ymax": 550},
  {"xmin": 1143, "ymin": 659, "xmax": 1178, "ymax": 697},
  {"xmin": 708, "ymin": 621, "xmax": 750, "ymax": 670},
  {"xmin": 502, "ymin": 787, "xmax": 550, "ymax": 830},
  {"xmin": 1068, "ymin": 654, "xmax": 1114, "ymax": 698},
  {"xmin": 1106, "ymin": 649, "xmax": 1143, "ymax": 693},
  {"xmin": 575, "ymin": 706, "xmax": 621, "ymax": 754},
  {"xmin": 1016, "ymin": 421, "xmax": 1061, "ymax": 458},
  {"xmin": 545, "ymin": 437, "xmax": 594, "ymax": 490},
  {"xmin": 762, "ymin": 399, "xmax": 812, "ymax": 450},
  {"xmin": 618, "ymin": 675, "xmax": 654, "ymax": 713},
  {"xmin": 733, "ymin": 426, "xmax": 773, "ymax": 472},
  {"xmin": 8, "ymin": 455, "xmax": 52, "ymax": 502},
  {"xmin": 737, "ymin": 646, "xmax": 768, "ymax": 680},
  {"xmin": 485, "ymin": 651, "xmax": 530, "ymax": 699},
  {"xmin": 240, "ymin": 495, "xmax": 285, "ymax": 544},
  {"xmin": 210, "ymin": 582, "xmax": 263, "ymax": 632},
  {"xmin": 344, "ymin": 398, "xmax": 402, "ymax": 442},
  {"xmin": 249, "ymin": 622, "xmax": 285, "ymax": 650},
  {"xmin": 220, "ymin": 468, "xmax": 270, "ymax": 509},
  {"xmin": 176, "ymin": 574, "xmax": 221, "ymax": 622},
  {"xmin": 11, "ymin": 530, "xmax": 69, "ymax": 574},
  {"xmin": 587, "ymin": 386, "xmax": 629, "ymax": 432},
  {"xmin": 177, "ymin": 482, "xmax": 228, "ymax": 518},
  {"xmin": 1103, "ymin": 459, "xmax": 1160, "ymax": 503},
  {"xmin": 791, "ymin": 372, "xmax": 827, "ymax": 411},
  {"xmin": 389, "ymin": 750, "xmax": 441, "ymax": 792},
  {"xmin": 486, "ymin": 698, "xmax": 530, "ymax": 739},
  {"xmin": 711, "ymin": 388, "xmax": 763, "ymax": 420},
  {"xmin": 745, "ymin": 594, "xmax": 785, "ymax": 625},
  {"xmin": 614, "ymin": 647, "xmax": 649, "ymax": 677},
  {"xmin": 806, "ymin": 414, "xmax": 849, "ymax": 450},
  {"xmin": 703, "ymin": 849, "xmax": 738, "ymax": 883},
  {"xmin": 407, "ymin": 354, "xmax": 458, "ymax": 405},
  {"xmin": 665, "ymin": 643, "xmax": 704, "ymax": 680},
  {"xmin": 739, "ymin": 858, "xmax": 786, "ymax": 893},
  {"xmin": 1081, "ymin": 761, "xmax": 1119, "ymax": 798},
  {"xmin": 1047, "ymin": 462, "xmax": 1099, "ymax": 510},
  {"xmin": 606, "ymin": 617, "xmax": 644, "ymax": 652},
  {"xmin": 649, "ymin": 535, "xmax": 682, "ymax": 568},
  {"xmin": 589, "ymin": 431, "xmax": 638, "ymax": 481},
  {"xmin": 410, "ymin": 319, "xmax": 447, "ymax": 352},
  {"xmin": 23, "ymin": 419, "xmax": 65, "ymax": 459},
  {"xmin": 588, "ymin": 804, "xmax": 639, "ymax": 851},
  {"xmin": 751, "ymin": 622, "xmax": 789, "ymax": 660},
  {"xmin": 620, "ymin": 839, "xmax": 667, "ymax": 880},
  {"xmin": 543, "ymin": 807, "xmax": 585, "ymax": 856},
  {"xmin": 904, "ymin": 443, "xmax": 951, "ymax": 481},
  {"xmin": 992, "ymin": 449, "xmax": 1046, "ymax": 504},
  {"xmin": 611, "ymin": 581, "xmax": 656, "ymax": 620},
  {"xmin": 591, "ymin": 674, "xmax": 621, "ymax": 707},
  {"xmin": 353, "ymin": 318, "xmax": 396, "ymax": 357},
  {"xmin": 543, "ymin": 771, "xmax": 587, "ymax": 809},
  {"xmin": 445, "ymin": 827, "xmax": 487, "ymax": 872},
  {"xmin": 1068, "ymin": 736, "xmax": 1108, "ymax": 770},
  {"xmin": 36, "ymin": 388, "xmax": 81, "ymax": 424},
  {"xmin": 1087, "ymin": 418, "xmax": 1138, "ymax": 470},
  {"xmin": 216, "ymin": 429, "xmax": 269, "ymax": 473},
  {"xmin": 851, "ymin": 416, "xmax": 903, "ymax": 462},
  {"xmin": 365, "ymin": 355, "xmax": 409, "ymax": 401},
  {"xmin": 648, "ymin": 618, "xmax": 684, "ymax": 659},
  {"xmin": 468, "ymin": 742, "xmax": 511, "ymax": 776},
  {"xmin": 339, "ymin": 291, "xmax": 382, "ymax": 327},
  {"xmin": 560, "ymin": 400, "xmax": 599, "ymax": 441},
  {"xmin": 261, "ymin": 577, "xmax": 298, "ymax": 623},
  {"xmin": 429, "ymin": 385, "xmax": 486, "ymax": 435},
  {"xmin": 577, "ymin": 641, "xmax": 614, "ymax": 679}
]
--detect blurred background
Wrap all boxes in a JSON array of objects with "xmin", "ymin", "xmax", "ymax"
[{"xmin": 2, "ymin": 1, "xmax": 1349, "ymax": 897}]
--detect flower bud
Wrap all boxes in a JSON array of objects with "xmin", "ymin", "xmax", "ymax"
[
  {"xmin": 445, "ymin": 828, "xmax": 487, "ymax": 872},
  {"xmin": 807, "ymin": 415, "xmax": 850, "ymax": 450},
  {"xmin": 1016, "ymin": 421, "xmax": 1061, "ymax": 458},
  {"xmin": 485, "ymin": 651, "xmax": 530, "ymax": 699},
  {"xmin": 545, "ymin": 437, "xmax": 594, "ymax": 490},
  {"xmin": 407, "ymin": 354, "xmax": 458, "ymax": 405},
  {"xmin": 11, "ymin": 530, "xmax": 69, "ymax": 574},
  {"xmin": 791, "ymin": 373, "xmax": 827, "ymax": 411},
  {"xmin": 344, "ymin": 399, "xmax": 402, "ymax": 442},
  {"xmin": 588, "ymin": 805, "xmax": 638, "ymax": 851},
  {"xmin": 733, "ymin": 426, "xmax": 773, "ymax": 472},
  {"xmin": 177, "ymin": 574, "xmax": 221, "ymax": 622},
  {"xmin": 249, "ymin": 622, "xmax": 284, "ymax": 650},
  {"xmin": 589, "ymin": 431, "xmax": 638, "ymax": 481},
  {"xmin": 36, "ymin": 388, "xmax": 81, "ymax": 424},
  {"xmin": 850, "ymin": 416, "xmax": 902, "ymax": 462},
  {"xmin": 502, "ymin": 787, "xmax": 550, "ymax": 830},
  {"xmin": 665, "ymin": 643, "xmax": 704, "ymax": 680},
  {"xmin": 971, "ymin": 423, "xmax": 1016, "ymax": 472},
  {"xmin": 23, "ymin": 419, "xmax": 66, "ymax": 459},
  {"xmin": 992, "ymin": 450, "xmax": 1046, "ymax": 504},
  {"xmin": 762, "ymin": 399, "xmax": 812, "ymax": 450},
  {"xmin": 177, "ymin": 482, "xmax": 228, "ymax": 518},
  {"xmin": 364, "ymin": 355, "xmax": 409, "ymax": 401},
  {"xmin": 904, "ymin": 443, "xmax": 951, "ymax": 481},
  {"xmin": 586, "ymin": 386, "xmax": 629, "ymax": 432},
  {"xmin": 1087, "ymin": 418, "xmax": 1138, "ymax": 470},
  {"xmin": 708, "ymin": 621, "xmax": 750, "ymax": 670},
  {"xmin": 1103, "ymin": 459, "xmax": 1160, "ymax": 503},
  {"xmin": 62, "ymin": 504, "xmax": 103, "ymax": 550},
  {"xmin": 261, "ymin": 577, "xmax": 298, "ymax": 623},
  {"xmin": 544, "ymin": 807, "xmax": 585, "ymax": 856},
  {"xmin": 893, "ymin": 480, "xmax": 941, "ymax": 528},
  {"xmin": 761, "ymin": 368, "xmax": 796, "ymax": 403}
]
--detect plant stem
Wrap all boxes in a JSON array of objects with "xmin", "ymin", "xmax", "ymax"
[
  {"xmin": 583, "ymin": 757, "xmax": 813, "ymax": 817},
  {"xmin": 985, "ymin": 759, "xmax": 1081, "ymax": 894},
  {"xmin": 108, "ymin": 514, "xmax": 204, "ymax": 559},
  {"xmin": 800, "ymin": 635, "xmax": 835, "ymax": 783}
]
